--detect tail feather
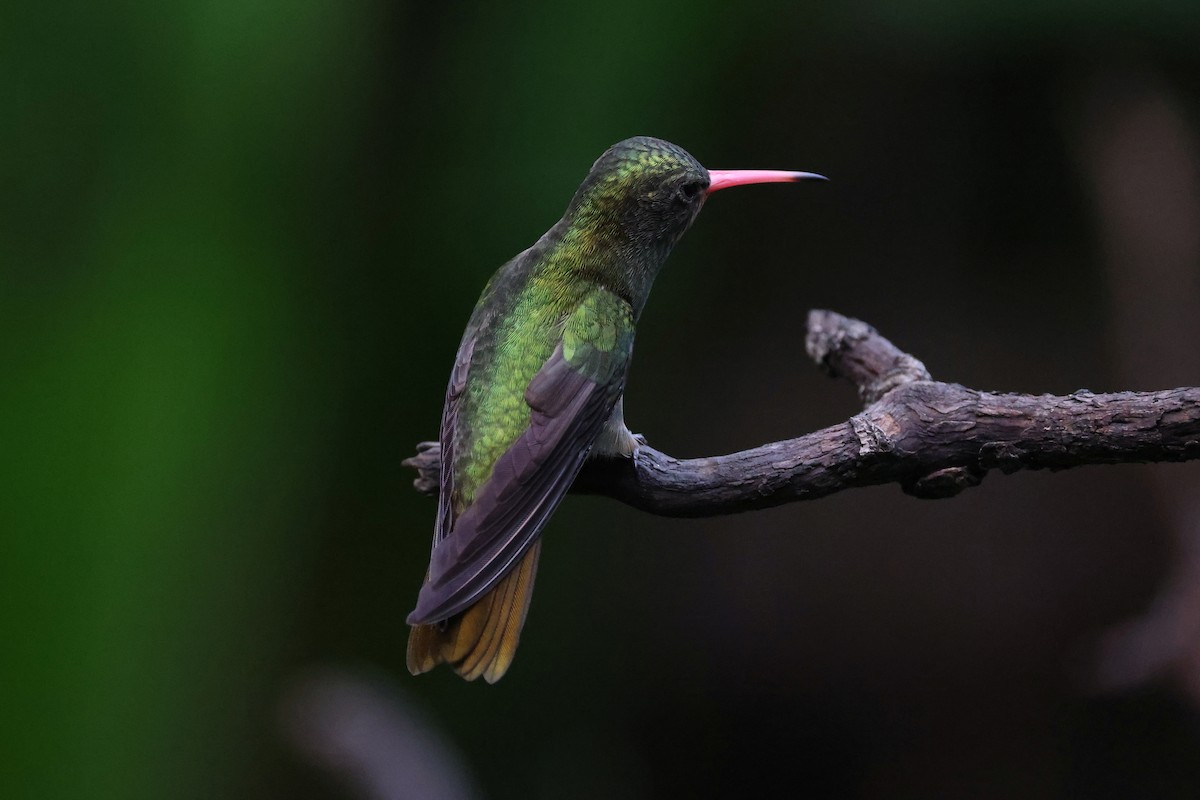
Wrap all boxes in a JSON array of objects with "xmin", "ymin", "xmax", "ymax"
[
  {"xmin": 406, "ymin": 542, "xmax": 541, "ymax": 683},
  {"xmin": 458, "ymin": 557, "xmax": 516, "ymax": 678}
]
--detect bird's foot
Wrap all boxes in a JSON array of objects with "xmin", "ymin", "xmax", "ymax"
[{"xmin": 592, "ymin": 424, "xmax": 643, "ymax": 459}]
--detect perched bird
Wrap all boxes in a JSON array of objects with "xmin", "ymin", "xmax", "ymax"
[{"xmin": 407, "ymin": 136, "xmax": 824, "ymax": 682}]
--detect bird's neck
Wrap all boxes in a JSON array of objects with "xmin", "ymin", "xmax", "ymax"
[{"xmin": 536, "ymin": 213, "xmax": 673, "ymax": 318}]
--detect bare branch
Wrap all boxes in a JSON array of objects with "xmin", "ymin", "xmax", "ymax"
[
  {"xmin": 403, "ymin": 310, "xmax": 1200, "ymax": 516},
  {"xmin": 805, "ymin": 309, "xmax": 931, "ymax": 403}
]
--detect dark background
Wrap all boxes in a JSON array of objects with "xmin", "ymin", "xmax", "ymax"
[{"xmin": 6, "ymin": 2, "xmax": 1200, "ymax": 798}]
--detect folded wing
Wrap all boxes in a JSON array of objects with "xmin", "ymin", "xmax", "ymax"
[{"xmin": 408, "ymin": 288, "xmax": 635, "ymax": 625}]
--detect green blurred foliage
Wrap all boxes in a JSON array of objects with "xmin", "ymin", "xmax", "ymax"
[{"xmin": 5, "ymin": 1, "xmax": 1200, "ymax": 798}]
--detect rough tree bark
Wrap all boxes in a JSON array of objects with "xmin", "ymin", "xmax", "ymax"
[{"xmin": 403, "ymin": 310, "xmax": 1200, "ymax": 515}]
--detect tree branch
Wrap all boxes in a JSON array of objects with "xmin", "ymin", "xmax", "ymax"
[{"xmin": 404, "ymin": 310, "xmax": 1200, "ymax": 516}]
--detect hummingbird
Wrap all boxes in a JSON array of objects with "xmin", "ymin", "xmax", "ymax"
[{"xmin": 406, "ymin": 136, "xmax": 824, "ymax": 682}]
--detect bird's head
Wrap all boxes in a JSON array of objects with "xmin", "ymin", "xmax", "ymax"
[
  {"xmin": 566, "ymin": 136, "xmax": 825, "ymax": 256},
  {"xmin": 567, "ymin": 137, "xmax": 709, "ymax": 244}
]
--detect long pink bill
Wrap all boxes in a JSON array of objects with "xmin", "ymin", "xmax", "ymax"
[{"xmin": 706, "ymin": 169, "xmax": 828, "ymax": 194}]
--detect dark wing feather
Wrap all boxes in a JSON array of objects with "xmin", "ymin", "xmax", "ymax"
[
  {"xmin": 407, "ymin": 339, "xmax": 624, "ymax": 624},
  {"xmin": 433, "ymin": 328, "xmax": 476, "ymax": 547}
]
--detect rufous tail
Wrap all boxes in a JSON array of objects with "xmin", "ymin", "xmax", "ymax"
[{"xmin": 406, "ymin": 542, "xmax": 541, "ymax": 683}]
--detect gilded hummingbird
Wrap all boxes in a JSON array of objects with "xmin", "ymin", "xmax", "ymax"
[{"xmin": 407, "ymin": 136, "xmax": 824, "ymax": 682}]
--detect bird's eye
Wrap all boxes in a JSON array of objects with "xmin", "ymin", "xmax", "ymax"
[{"xmin": 672, "ymin": 181, "xmax": 704, "ymax": 207}]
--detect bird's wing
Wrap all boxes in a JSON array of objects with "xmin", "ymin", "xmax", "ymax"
[{"xmin": 408, "ymin": 288, "xmax": 634, "ymax": 624}]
